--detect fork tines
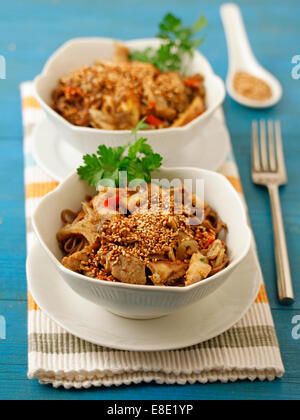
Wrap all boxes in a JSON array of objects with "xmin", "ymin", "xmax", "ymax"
[{"xmin": 252, "ymin": 119, "xmax": 287, "ymax": 179}]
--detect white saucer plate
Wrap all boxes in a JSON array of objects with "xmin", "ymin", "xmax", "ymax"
[
  {"xmin": 27, "ymin": 242, "xmax": 261, "ymax": 352},
  {"xmin": 32, "ymin": 110, "xmax": 231, "ymax": 182}
]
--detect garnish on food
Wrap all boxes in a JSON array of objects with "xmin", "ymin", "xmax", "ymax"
[
  {"xmin": 77, "ymin": 119, "xmax": 163, "ymax": 187},
  {"xmin": 130, "ymin": 13, "xmax": 207, "ymax": 72}
]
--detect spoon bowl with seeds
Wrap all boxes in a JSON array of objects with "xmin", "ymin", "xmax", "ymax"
[{"xmin": 221, "ymin": 3, "xmax": 282, "ymax": 108}]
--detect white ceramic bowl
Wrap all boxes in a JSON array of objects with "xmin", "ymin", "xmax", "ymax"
[
  {"xmin": 32, "ymin": 167, "xmax": 251, "ymax": 320},
  {"xmin": 34, "ymin": 38, "xmax": 226, "ymax": 156}
]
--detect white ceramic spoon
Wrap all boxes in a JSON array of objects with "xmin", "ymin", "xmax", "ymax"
[{"xmin": 220, "ymin": 3, "xmax": 282, "ymax": 108}]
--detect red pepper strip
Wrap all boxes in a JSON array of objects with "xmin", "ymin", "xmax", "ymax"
[
  {"xmin": 64, "ymin": 86, "xmax": 82, "ymax": 98},
  {"xmin": 184, "ymin": 78, "xmax": 201, "ymax": 87},
  {"xmin": 205, "ymin": 237, "xmax": 215, "ymax": 248},
  {"xmin": 104, "ymin": 195, "xmax": 120, "ymax": 210},
  {"xmin": 146, "ymin": 114, "xmax": 162, "ymax": 127}
]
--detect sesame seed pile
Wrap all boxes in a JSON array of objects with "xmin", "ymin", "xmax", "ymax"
[
  {"xmin": 193, "ymin": 225, "xmax": 216, "ymax": 249},
  {"xmin": 99, "ymin": 210, "xmax": 193, "ymax": 264},
  {"xmin": 60, "ymin": 190, "xmax": 227, "ymax": 283},
  {"xmin": 78, "ymin": 202, "xmax": 217, "ymax": 281},
  {"xmin": 233, "ymin": 71, "xmax": 272, "ymax": 101}
]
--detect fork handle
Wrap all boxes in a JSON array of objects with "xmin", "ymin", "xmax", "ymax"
[{"xmin": 268, "ymin": 184, "xmax": 294, "ymax": 305}]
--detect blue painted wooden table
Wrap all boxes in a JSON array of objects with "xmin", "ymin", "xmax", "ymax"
[{"xmin": 0, "ymin": 0, "xmax": 299, "ymax": 400}]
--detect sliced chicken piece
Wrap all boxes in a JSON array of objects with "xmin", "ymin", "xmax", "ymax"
[
  {"xmin": 105, "ymin": 254, "xmax": 146, "ymax": 285},
  {"xmin": 147, "ymin": 261, "xmax": 187, "ymax": 286},
  {"xmin": 154, "ymin": 96, "xmax": 177, "ymax": 121},
  {"xmin": 185, "ymin": 252, "xmax": 212, "ymax": 286},
  {"xmin": 62, "ymin": 246, "xmax": 90, "ymax": 272}
]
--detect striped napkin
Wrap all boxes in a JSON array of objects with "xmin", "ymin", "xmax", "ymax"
[{"xmin": 21, "ymin": 81, "xmax": 285, "ymax": 389}]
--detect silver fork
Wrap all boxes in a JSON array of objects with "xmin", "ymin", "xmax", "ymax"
[{"xmin": 252, "ymin": 120, "xmax": 294, "ymax": 305}]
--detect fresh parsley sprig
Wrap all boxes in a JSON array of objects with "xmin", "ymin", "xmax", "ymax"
[
  {"xmin": 77, "ymin": 118, "xmax": 163, "ymax": 187},
  {"xmin": 130, "ymin": 13, "xmax": 207, "ymax": 72}
]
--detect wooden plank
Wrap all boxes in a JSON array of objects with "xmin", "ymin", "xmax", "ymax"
[{"xmin": 0, "ymin": 140, "xmax": 27, "ymax": 301}]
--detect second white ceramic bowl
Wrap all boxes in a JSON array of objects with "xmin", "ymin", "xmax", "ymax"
[
  {"xmin": 34, "ymin": 37, "xmax": 226, "ymax": 156},
  {"xmin": 32, "ymin": 167, "xmax": 251, "ymax": 320}
]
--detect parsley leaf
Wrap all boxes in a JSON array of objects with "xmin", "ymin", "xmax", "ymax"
[
  {"xmin": 77, "ymin": 121, "xmax": 163, "ymax": 187},
  {"xmin": 77, "ymin": 154, "xmax": 105, "ymax": 187},
  {"xmin": 130, "ymin": 13, "xmax": 207, "ymax": 72}
]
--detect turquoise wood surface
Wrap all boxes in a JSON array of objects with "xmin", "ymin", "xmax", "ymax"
[{"xmin": 0, "ymin": 0, "xmax": 299, "ymax": 400}]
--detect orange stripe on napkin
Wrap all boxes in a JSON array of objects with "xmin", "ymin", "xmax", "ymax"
[
  {"xmin": 226, "ymin": 176, "xmax": 243, "ymax": 195},
  {"xmin": 23, "ymin": 96, "xmax": 41, "ymax": 109},
  {"xmin": 26, "ymin": 182, "xmax": 59, "ymax": 199},
  {"xmin": 28, "ymin": 291, "xmax": 40, "ymax": 311},
  {"xmin": 255, "ymin": 284, "xmax": 269, "ymax": 304}
]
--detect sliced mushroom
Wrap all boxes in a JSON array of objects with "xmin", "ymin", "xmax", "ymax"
[
  {"xmin": 57, "ymin": 219, "xmax": 99, "ymax": 247},
  {"xmin": 62, "ymin": 246, "xmax": 91, "ymax": 272},
  {"xmin": 207, "ymin": 239, "xmax": 225, "ymax": 260},
  {"xmin": 175, "ymin": 239, "xmax": 199, "ymax": 261},
  {"xmin": 147, "ymin": 261, "xmax": 187, "ymax": 286}
]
